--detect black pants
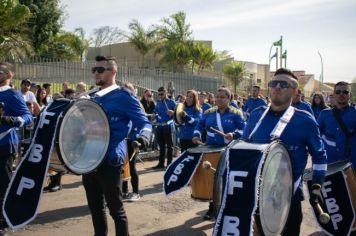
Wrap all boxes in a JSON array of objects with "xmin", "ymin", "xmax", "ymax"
[
  {"xmin": 179, "ymin": 139, "xmax": 197, "ymax": 152},
  {"xmin": 156, "ymin": 126, "xmax": 173, "ymax": 166},
  {"xmin": 122, "ymin": 140, "xmax": 139, "ymax": 194},
  {"xmin": 0, "ymin": 154, "xmax": 14, "ymax": 229},
  {"xmin": 282, "ymin": 199, "xmax": 302, "ymax": 236},
  {"xmin": 82, "ymin": 163, "xmax": 128, "ymax": 236}
]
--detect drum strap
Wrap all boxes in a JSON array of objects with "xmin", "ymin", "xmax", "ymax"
[
  {"xmin": 332, "ymin": 108, "xmax": 352, "ymax": 159},
  {"xmin": 248, "ymin": 105, "xmax": 295, "ymax": 141},
  {"xmin": 216, "ymin": 111, "xmax": 228, "ymax": 144}
]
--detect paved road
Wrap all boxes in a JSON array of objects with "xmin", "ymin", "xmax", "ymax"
[{"xmin": 6, "ymin": 159, "xmax": 324, "ymax": 236}]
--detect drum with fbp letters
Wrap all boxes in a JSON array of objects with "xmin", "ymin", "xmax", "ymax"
[
  {"xmin": 45, "ymin": 98, "xmax": 110, "ymax": 175},
  {"xmin": 213, "ymin": 141, "xmax": 293, "ymax": 236},
  {"xmin": 188, "ymin": 145, "xmax": 225, "ymax": 200},
  {"xmin": 304, "ymin": 161, "xmax": 356, "ymax": 236}
]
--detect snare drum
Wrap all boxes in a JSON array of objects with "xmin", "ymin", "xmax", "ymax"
[
  {"xmin": 47, "ymin": 99, "xmax": 110, "ymax": 175},
  {"xmin": 214, "ymin": 141, "xmax": 293, "ymax": 236},
  {"xmin": 304, "ymin": 161, "xmax": 356, "ymax": 235},
  {"xmin": 188, "ymin": 145, "xmax": 225, "ymax": 200}
]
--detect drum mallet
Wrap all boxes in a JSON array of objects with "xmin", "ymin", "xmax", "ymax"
[
  {"xmin": 311, "ymin": 185, "xmax": 331, "ymax": 224},
  {"xmin": 202, "ymin": 161, "xmax": 216, "ymax": 172},
  {"xmin": 210, "ymin": 127, "xmax": 226, "ymax": 138}
]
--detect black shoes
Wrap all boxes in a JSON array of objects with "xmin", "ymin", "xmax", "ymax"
[
  {"xmin": 43, "ymin": 173, "xmax": 62, "ymax": 192},
  {"xmin": 152, "ymin": 164, "xmax": 165, "ymax": 169},
  {"xmin": 203, "ymin": 202, "xmax": 215, "ymax": 221}
]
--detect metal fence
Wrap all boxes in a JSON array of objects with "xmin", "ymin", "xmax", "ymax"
[{"xmin": 11, "ymin": 58, "xmax": 226, "ymax": 97}]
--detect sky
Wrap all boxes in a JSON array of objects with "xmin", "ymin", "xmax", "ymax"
[{"xmin": 60, "ymin": 0, "xmax": 356, "ymax": 83}]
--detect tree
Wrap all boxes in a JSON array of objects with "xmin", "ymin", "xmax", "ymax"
[
  {"xmin": 190, "ymin": 42, "xmax": 217, "ymax": 74},
  {"xmin": 127, "ymin": 19, "xmax": 157, "ymax": 67},
  {"xmin": 91, "ymin": 26, "xmax": 125, "ymax": 47},
  {"xmin": 74, "ymin": 27, "xmax": 89, "ymax": 62},
  {"xmin": 223, "ymin": 61, "xmax": 247, "ymax": 94},
  {"xmin": 155, "ymin": 11, "xmax": 193, "ymax": 72},
  {"xmin": 352, "ymin": 77, "xmax": 356, "ymax": 102},
  {"xmin": 0, "ymin": 0, "xmax": 32, "ymax": 61},
  {"xmin": 19, "ymin": 0, "xmax": 63, "ymax": 55}
]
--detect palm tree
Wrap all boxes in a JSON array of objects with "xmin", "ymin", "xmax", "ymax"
[
  {"xmin": 223, "ymin": 61, "xmax": 247, "ymax": 94},
  {"xmin": 127, "ymin": 19, "xmax": 157, "ymax": 68},
  {"xmin": 74, "ymin": 27, "xmax": 89, "ymax": 62},
  {"xmin": 156, "ymin": 11, "xmax": 193, "ymax": 72},
  {"xmin": 0, "ymin": 1, "xmax": 33, "ymax": 61},
  {"xmin": 190, "ymin": 42, "xmax": 217, "ymax": 74}
]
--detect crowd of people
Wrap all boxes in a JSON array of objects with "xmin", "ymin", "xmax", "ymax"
[{"xmin": 0, "ymin": 57, "xmax": 355, "ymax": 236}]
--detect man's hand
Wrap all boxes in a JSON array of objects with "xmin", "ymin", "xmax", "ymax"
[
  {"xmin": 224, "ymin": 132, "xmax": 234, "ymax": 141},
  {"xmin": 310, "ymin": 184, "xmax": 323, "ymax": 205},
  {"xmin": 132, "ymin": 136, "xmax": 149, "ymax": 150},
  {"xmin": 0, "ymin": 116, "xmax": 20, "ymax": 126},
  {"xmin": 131, "ymin": 140, "xmax": 141, "ymax": 150},
  {"xmin": 166, "ymin": 109, "xmax": 174, "ymax": 116},
  {"xmin": 192, "ymin": 137, "xmax": 202, "ymax": 145}
]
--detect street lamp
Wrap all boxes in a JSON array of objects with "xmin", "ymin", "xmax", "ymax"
[{"xmin": 317, "ymin": 51, "xmax": 324, "ymax": 91}]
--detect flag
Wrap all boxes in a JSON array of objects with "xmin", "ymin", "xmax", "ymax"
[
  {"xmin": 273, "ymin": 37, "xmax": 282, "ymax": 46},
  {"xmin": 270, "ymin": 52, "xmax": 278, "ymax": 59},
  {"xmin": 281, "ymin": 50, "xmax": 287, "ymax": 59}
]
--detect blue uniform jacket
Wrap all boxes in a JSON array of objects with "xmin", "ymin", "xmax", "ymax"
[
  {"xmin": 242, "ymin": 106, "xmax": 327, "ymax": 200},
  {"xmin": 201, "ymin": 102, "xmax": 211, "ymax": 113},
  {"xmin": 243, "ymin": 97, "xmax": 267, "ymax": 115},
  {"xmin": 194, "ymin": 106, "xmax": 245, "ymax": 145},
  {"xmin": 292, "ymin": 101, "xmax": 314, "ymax": 116},
  {"xmin": 312, "ymin": 105, "xmax": 325, "ymax": 120},
  {"xmin": 91, "ymin": 85, "xmax": 152, "ymax": 166},
  {"xmin": 318, "ymin": 105, "xmax": 356, "ymax": 166},
  {"xmin": 155, "ymin": 98, "xmax": 176, "ymax": 129},
  {"xmin": 177, "ymin": 105, "xmax": 202, "ymax": 140},
  {"xmin": 0, "ymin": 86, "xmax": 33, "ymax": 155}
]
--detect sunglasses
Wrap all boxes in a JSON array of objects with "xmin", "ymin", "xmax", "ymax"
[
  {"xmin": 335, "ymin": 90, "xmax": 349, "ymax": 95},
  {"xmin": 268, "ymin": 80, "xmax": 293, "ymax": 89},
  {"xmin": 91, "ymin": 67, "xmax": 112, "ymax": 74}
]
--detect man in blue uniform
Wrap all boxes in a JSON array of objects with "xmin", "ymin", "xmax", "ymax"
[
  {"xmin": 292, "ymin": 89, "xmax": 314, "ymax": 116},
  {"xmin": 153, "ymin": 86, "xmax": 176, "ymax": 169},
  {"xmin": 83, "ymin": 56, "xmax": 152, "ymax": 236},
  {"xmin": 318, "ymin": 81, "xmax": 356, "ymax": 166},
  {"xmin": 242, "ymin": 68, "xmax": 327, "ymax": 236},
  {"xmin": 193, "ymin": 87, "xmax": 245, "ymax": 220},
  {"xmin": 243, "ymin": 85, "xmax": 267, "ymax": 118},
  {"xmin": 0, "ymin": 63, "xmax": 33, "ymax": 234}
]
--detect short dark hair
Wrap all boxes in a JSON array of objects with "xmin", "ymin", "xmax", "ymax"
[
  {"xmin": 158, "ymin": 87, "xmax": 166, "ymax": 92},
  {"xmin": 274, "ymin": 68, "xmax": 298, "ymax": 81},
  {"xmin": 335, "ymin": 81, "xmax": 350, "ymax": 87},
  {"xmin": 43, "ymin": 83, "xmax": 51, "ymax": 89},
  {"xmin": 21, "ymin": 78, "xmax": 32, "ymax": 85},
  {"xmin": 253, "ymin": 85, "xmax": 260, "ymax": 90},
  {"xmin": 95, "ymin": 55, "xmax": 117, "ymax": 62}
]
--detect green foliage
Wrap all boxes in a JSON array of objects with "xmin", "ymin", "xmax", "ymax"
[
  {"xmin": 0, "ymin": 0, "xmax": 33, "ymax": 61},
  {"xmin": 190, "ymin": 42, "xmax": 217, "ymax": 73},
  {"xmin": 223, "ymin": 61, "xmax": 247, "ymax": 93},
  {"xmin": 351, "ymin": 77, "xmax": 356, "ymax": 102},
  {"xmin": 19, "ymin": 0, "xmax": 63, "ymax": 55},
  {"xmin": 127, "ymin": 19, "xmax": 157, "ymax": 67}
]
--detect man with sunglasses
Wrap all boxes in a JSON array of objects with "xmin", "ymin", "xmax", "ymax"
[
  {"xmin": 318, "ymin": 81, "xmax": 356, "ymax": 166},
  {"xmin": 153, "ymin": 86, "xmax": 176, "ymax": 169},
  {"xmin": 83, "ymin": 56, "xmax": 152, "ymax": 236},
  {"xmin": 242, "ymin": 68, "xmax": 327, "ymax": 236},
  {"xmin": 0, "ymin": 63, "xmax": 33, "ymax": 234}
]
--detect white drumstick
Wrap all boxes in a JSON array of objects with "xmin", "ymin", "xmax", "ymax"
[{"xmin": 210, "ymin": 127, "xmax": 226, "ymax": 137}]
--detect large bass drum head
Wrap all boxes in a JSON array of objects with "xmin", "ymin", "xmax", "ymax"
[
  {"xmin": 259, "ymin": 142, "xmax": 292, "ymax": 236},
  {"xmin": 58, "ymin": 99, "xmax": 110, "ymax": 175}
]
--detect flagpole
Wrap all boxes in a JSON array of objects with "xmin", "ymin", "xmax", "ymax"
[
  {"xmin": 279, "ymin": 35, "xmax": 283, "ymax": 68},
  {"xmin": 275, "ymin": 47, "xmax": 278, "ymax": 71},
  {"xmin": 284, "ymin": 50, "xmax": 287, "ymax": 68},
  {"xmin": 318, "ymin": 51, "xmax": 324, "ymax": 90}
]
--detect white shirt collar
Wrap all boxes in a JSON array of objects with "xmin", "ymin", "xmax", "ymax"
[
  {"xmin": 0, "ymin": 85, "xmax": 12, "ymax": 92},
  {"xmin": 95, "ymin": 84, "xmax": 119, "ymax": 97}
]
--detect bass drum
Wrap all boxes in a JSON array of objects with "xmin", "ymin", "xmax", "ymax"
[
  {"xmin": 213, "ymin": 141, "xmax": 293, "ymax": 236},
  {"xmin": 49, "ymin": 99, "xmax": 110, "ymax": 175}
]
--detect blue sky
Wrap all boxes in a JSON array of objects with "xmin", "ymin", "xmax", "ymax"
[{"xmin": 60, "ymin": 0, "xmax": 356, "ymax": 83}]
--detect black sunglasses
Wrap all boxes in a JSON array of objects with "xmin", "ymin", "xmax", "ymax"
[
  {"xmin": 335, "ymin": 90, "xmax": 349, "ymax": 95},
  {"xmin": 91, "ymin": 67, "xmax": 112, "ymax": 74},
  {"xmin": 268, "ymin": 80, "xmax": 293, "ymax": 89}
]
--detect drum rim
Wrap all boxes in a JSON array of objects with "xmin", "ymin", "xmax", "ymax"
[
  {"xmin": 187, "ymin": 144, "xmax": 225, "ymax": 153},
  {"xmin": 259, "ymin": 141, "xmax": 293, "ymax": 236},
  {"xmin": 303, "ymin": 160, "xmax": 352, "ymax": 181},
  {"xmin": 56, "ymin": 99, "xmax": 110, "ymax": 175}
]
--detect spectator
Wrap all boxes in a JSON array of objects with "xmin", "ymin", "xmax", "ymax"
[
  {"xmin": 42, "ymin": 83, "xmax": 53, "ymax": 103},
  {"xmin": 18, "ymin": 78, "xmax": 41, "ymax": 116}
]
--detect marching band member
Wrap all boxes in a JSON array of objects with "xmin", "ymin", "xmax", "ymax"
[
  {"xmin": 242, "ymin": 68, "xmax": 327, "ymax": 236},
  {"xmin": 292, "ymin": 89, "xmax": 314, "ymax": 116},
  {"xmin": 198, "ymin": 91, "xmax": 211, "ymax": 113},
  {"xmin": 0, "ymin": 63, "xmax": 33, "ymax": 234},
  {"xmin": 153, "ymin": 86, "xmax": 176, "ymax": 169},
  {"xmin": 318, "ymin": 81, "xmax": 356, "ymax": 166},
  {"xmin": 192, "ymin": 87, "xmax": 245, "ymax": 220},
  {"xmin": 243, "ymin": 85, "xmax": 267, "ymax": 118},
  {"xmin": 84, "ymin": 56, "xmax": 152, "ymax": 236},
  {"xmin": 177, "ymin": 90, "xmax": 202, "ymax": 152}
]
